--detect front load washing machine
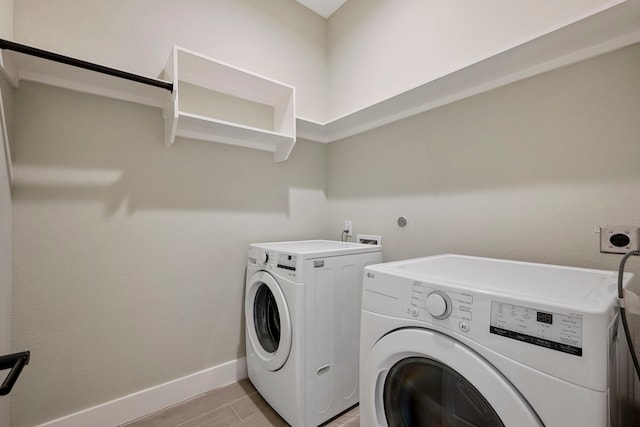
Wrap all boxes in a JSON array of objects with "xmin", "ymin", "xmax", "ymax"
[
  {"xmin": 359, "ymin": 254, "xmax": 633, "ymax": 427},
  {"xmin": 245, "ymin": 240, "xmax": 382, "ymax": 426}
]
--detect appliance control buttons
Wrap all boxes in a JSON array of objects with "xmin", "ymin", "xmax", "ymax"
[
  {"xmin": 459, "ymin": 321, "xmax": 470, "ymax": 333},
  {"xmin": 410, "ymin": 307, "xmax": 419, "ymax": 317},
  {"xmin": 426, "ymin": 291, "xmax": 452, "ymax": 319}
]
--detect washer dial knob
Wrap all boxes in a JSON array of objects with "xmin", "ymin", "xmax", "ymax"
[
  {"xmin": 426, "ymin": 291, "xmax": 452, "ymax": 319},
  {"xmin": 257, "ymin": 252, "xmax": 269, "ymax": 265}
]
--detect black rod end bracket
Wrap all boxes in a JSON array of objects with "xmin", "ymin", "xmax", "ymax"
[{"xmin": 0, "ymin": 351, "xmax": 30, "ymax": 396}]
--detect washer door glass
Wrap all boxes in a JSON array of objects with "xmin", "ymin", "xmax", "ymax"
[
  {"xmin": 383, "ymin": 357, "xmax": 503, "ymax": 427},
  {"xmin": 253, "ymin": 283, "xmax": 281, "ymax": 353},
  {"xmin": 360, "ymin": 328, "xmax": 542, "ymax": 427},
  {"xmin": 245, "ymin": 271, "xmax": 292, "ymax": 371}
]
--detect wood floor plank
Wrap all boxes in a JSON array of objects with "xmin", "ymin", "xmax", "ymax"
[
  {"xmin": 120, "ymin": 380, "xmax": 254, "ymax": 427},
  {"xmin": 176, "ymin": 404, "xmax": 241, "ymax": 427},
  {"xmin": 230, "ymin": 392, "xmax": 275, "ymax": 420},
  {"xmin": 233, "ymin": 407, "xmax": 288, "ymax": 427},
  {"xmin": 341, "ymin": 416, "xmax": 360, "ymax": 426}
]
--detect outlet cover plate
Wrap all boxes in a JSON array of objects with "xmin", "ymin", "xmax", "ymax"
[{"xmin": 600, "ymin": 226, "xmax": 640, "ymax": 254}]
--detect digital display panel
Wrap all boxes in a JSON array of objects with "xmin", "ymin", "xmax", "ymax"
[
  {"xmin": 277, "ymin": 253, "xmax": 296, "ymax": 271},
  {"xmin": 536, "ymin": 311, "xmax": 553, "ymax": 325},
  {"xmin": 490, "ymin": 302, "xmax": 582, "ymax": 356}
]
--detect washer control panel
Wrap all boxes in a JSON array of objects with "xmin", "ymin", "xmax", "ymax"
[
  {"xmin": 490, "ymin": 301, "xmax": 583, "ymax": 356},
  {"xmin": 409, "ymin": 281, "xmax": 473, "ymax": 333},
  {"xmin": 276, "ymin": 253, "xmax": 297, "ymax": 271},
  {"xmin": 248, "ymin": 247, "xmax": 299, "ymax": 279}
]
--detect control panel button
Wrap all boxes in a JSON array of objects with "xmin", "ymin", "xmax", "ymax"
[
  {"xmin": 459, "ymin": 321, "xmax": 470, "ymax": 333},
  {"xmin": 426, "ymin": 291, "xmax": 452, "ymax": 319},
  {"xmin": 410, "ymin": 307, "xmax": 419, "ymax": 317}
]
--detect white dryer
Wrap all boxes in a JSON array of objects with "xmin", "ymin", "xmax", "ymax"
[
  {"xmin": 245, "ymin": 240, "xmax": 382, "ymax": 426},
  {"xmin": 360, "ymin": 254, "xmax": 633, "ymax": 427}
]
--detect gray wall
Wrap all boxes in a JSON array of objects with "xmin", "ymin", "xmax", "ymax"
[
  {"xmin": 0, "ymin": 0, "xmax": 11, "ymax": 39},
  {"xmin": 328, "ymin": 43, "xmax": 640, "ymax": 274},
  {"xmin": 0, "ymin": 3, "xmax": 13, "ymax": 426},
  {"xmin": 10, "ymin": 82, "xmax": 329, "ymax": 426},
  {"xmin": 0, "ymin": 74, "xmax": 14, "ymax": 427}
]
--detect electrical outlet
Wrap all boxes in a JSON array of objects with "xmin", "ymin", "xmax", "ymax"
[
  {"xmin": 344, "ymin": 220, "xmax": 353, "ymax": 237},
  {"xmin": 599, "ymin": 226, "xmax": 640, "ymax": 254}
]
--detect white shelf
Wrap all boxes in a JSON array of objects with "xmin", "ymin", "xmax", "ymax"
[
  {"xmin": 0, "ymin": 42, "xmax": 297, "ymax": 163},
  {"xmin": 163, "ymin": 46, "xmax": 296, "ymax": 162}
]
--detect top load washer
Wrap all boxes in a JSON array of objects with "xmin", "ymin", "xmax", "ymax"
[
  {"xmin": 359, "ymin": 254, "xmax": 633, "ymax": 427},
  {"xmin": 245, "ymin": 240, "xmax": 382, "ymax": 426}
]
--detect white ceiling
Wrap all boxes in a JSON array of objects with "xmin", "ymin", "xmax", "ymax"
[{"xmin": 296, "ymin": 0, "xmax": 348, "ymax": 18}]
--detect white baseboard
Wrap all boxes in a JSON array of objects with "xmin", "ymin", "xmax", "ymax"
[{"xmin": 35, "ymin": 357, "xmax": 248, "ymax": 427}]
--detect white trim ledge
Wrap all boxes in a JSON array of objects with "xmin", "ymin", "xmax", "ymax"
[
  {"xmin": 35, "ymin": 358, "xmax": 248, "ymax": 427},
  {"xmin": 296, "ymin": 0, "xmax": 640, "ymax": 143}
]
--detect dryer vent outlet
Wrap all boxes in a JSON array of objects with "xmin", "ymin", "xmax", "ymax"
[{"xmin": 599, "ymin": 226, "xmax": 640, "ymax": 254}]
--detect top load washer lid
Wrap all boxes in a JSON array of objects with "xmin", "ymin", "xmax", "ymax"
[
  {"xmin": 249, "ymin": 240, "xmax": 381, "ymax": 259},
  {"xmin": 367, "ymin": 254, "xmax": 632, "ymax": 311}
]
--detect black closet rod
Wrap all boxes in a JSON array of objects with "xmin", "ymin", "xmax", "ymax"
[{"xmin": 0, "ymin": 38, "xmax": 173, "ymax": 92}]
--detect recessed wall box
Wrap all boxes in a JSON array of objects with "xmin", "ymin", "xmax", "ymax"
[
  {"xmin": 357, "ymin": 234, "xmax": 382, "ymax": 245},
  {"xmin": 599, "ymin": 226, "xmax": 640, "ymax": 254}
]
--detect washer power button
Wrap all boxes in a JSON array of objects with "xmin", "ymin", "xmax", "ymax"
[
  {"xmin": 459, "ymin": 321, "xmax": 470, "ymax": 333},
  {"xmin": 410, "ymin": 307, "xmax": 419, "ymax": 317}
]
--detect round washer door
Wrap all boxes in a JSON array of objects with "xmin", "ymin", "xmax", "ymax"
[
  {"xmin": 245, "ymin": 271, "xmax": 292, "ymax": 371},
  {"xmin": 361, "ymin": 328, "xmax": 543, "ymax": 427}
]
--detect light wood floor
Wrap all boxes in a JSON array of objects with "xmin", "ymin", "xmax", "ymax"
[{"xmin": 118, "ymin": 379, "xmax": 360, "ymax": 427}]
